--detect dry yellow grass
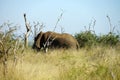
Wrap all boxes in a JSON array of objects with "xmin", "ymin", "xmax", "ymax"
[{"xmin": 0, "ymin": 46, "xmax": 120, "ymax": 80}]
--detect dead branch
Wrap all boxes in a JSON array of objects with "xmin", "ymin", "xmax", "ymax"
[
  {"xmin": 84, "ymin": 18, "xmax": 96, "ymax": 34},
  {"xmin": 33, "ymin": 22, "xmax": 45, "ymax": 38},
  {"xmin": 13, "ymin": 39, "xmax": 18, "ymax": 66},
  {"xmin": 43, "ymin": 12, "xmax": 63, "ymax": 50},
  {"xmin": 39, "ymin": 23, "xmax": 45, "ymax": 31},
  {"xmin": 33, "ymin": 22, "xmax": 39, "ymax": 38},
  {"xmin": 0, "ymin": 40, "xmax": 5, "ymax": 54},
  {"xmin": 5, "ymin": 28, "xmax": 16, "ymax": 37},
  {"xmin": 0, "ymin": 24, "xmax": 4, "ymax": 30},
  {"xmin": 24, "ymin": 13, "xmax": 31, "ymax": 48},
  {"xmin": 92, "ymin": 18, "xmax": 96, "ymax": 30},
  {"xmin": 0, "ymin": 40, "xmax": 8, "ymax": 77},
  {"xmin": 60, "ymin": 26, "xmax": 65, "ymax": 33},
  {"xmin": 106, "ymin": 15, "xmax": 112, "ymax": 33},
  {"xmin": 91, "ymin": 18, "xmax": 96, "ymax": 34},
  {"xmin": 24, "ymin": 14, "xmax": 30, "ymax": 32},
  {"xmin": 53, "ymin": 12, "xmax": 63, "ymax": 32}
]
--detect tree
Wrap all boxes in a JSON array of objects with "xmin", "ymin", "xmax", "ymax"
[{"xmin": 24, "ymin": 13, "xmax": 31, "ymax": 48}]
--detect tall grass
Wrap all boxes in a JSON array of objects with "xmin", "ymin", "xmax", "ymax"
[{"xmin": 0, "ymin": 46, "xmax": 120, "ymax": 80}]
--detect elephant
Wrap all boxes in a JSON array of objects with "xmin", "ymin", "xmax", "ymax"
[{"xmin": 32, "ymin": 31, "xmax": 79, "ymax": 51}]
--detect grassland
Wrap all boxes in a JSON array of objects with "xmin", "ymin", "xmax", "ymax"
[{"xmin": 0, "ymin": 46, "xmax": 120, "ymax": 80}]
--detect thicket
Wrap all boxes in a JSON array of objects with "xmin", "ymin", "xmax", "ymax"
[
  {"xmin": 0, "ymin": 22, "xmax": 24, "ymax": 77},
  {"xmin": 75, "ymin": 31, "xmax": 120, "ymax": 47}
]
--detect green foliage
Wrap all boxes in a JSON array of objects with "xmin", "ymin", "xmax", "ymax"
[
  {"xmin": 75, "ymin": 31, "xmax": 120, "ymax": 47},
  {"xmin": 75, "ymin": 31, "xmax": 97, "ymax": 47},
  {"xmin": 97, "ymin": 33, "xmax": 119, "ymax": 46}
]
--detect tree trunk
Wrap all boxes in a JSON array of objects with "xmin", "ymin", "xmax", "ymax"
[{"xmin": 24, "ymin": 13, "xmax": 30, "ymax": 48}]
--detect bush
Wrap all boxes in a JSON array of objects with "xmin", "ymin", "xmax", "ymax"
[
  {"xmin": 0, "ymin": 23, "xmax": 24, "ymax": 60},
  {"xmin": 75, "ymin": 31, "xmax": 97, "ymax": 47},
  {"xmin": 0, "ymin": 31, "xmax": 15, "ymax": 59},
  {"xmin": 97, "ymin": 32, "xmax": 119, "ymax": 46},
  {"xmin": 75, "ymin": 31, "xmax": 120, "ymax": 48}
]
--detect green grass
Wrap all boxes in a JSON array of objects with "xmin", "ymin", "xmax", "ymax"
[{"xmin": 0, "ymin": 46, "xmax": 120, "ymax": 80}]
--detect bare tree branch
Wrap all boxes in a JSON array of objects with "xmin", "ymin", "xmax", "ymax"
[
  {"xmin": 0, "ymin": 40, "xmax": 8, "ymax": 76},
  {"xmin": 0, "ymin": 40, "xmax": 5, "ymax": 53},
  {"xmin": 53, "ymin": 12, "xmax": 63, "ymax": 32},
  {"xmin": 24, "ymin": 14, "xmax": 30, "ymax": 32},
  {"xmin": 33, "ymin": 22, "xmax": 45, "ymax": 38},
  {"xmin": 106, "ymin": 15, "xmax": 112, "ymax": 33},
  {"xmin": 60, "ymin": 26, "xmax": 65, "ymax": 33},
  {"xmin": 43, "ymin": 12, "xmax": 64, "ymax": 50}
]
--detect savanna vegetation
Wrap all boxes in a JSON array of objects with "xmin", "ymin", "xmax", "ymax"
[{"xmin": 0, "ymin": 14, "xmax": 120, "ymax": 80}]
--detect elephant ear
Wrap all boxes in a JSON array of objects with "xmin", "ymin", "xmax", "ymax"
[{"xmin": 35, "ymin": 31, "xmax": 43, "ymax": 48}]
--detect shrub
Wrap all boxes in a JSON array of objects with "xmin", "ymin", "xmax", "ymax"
[
  {"xmin": 75, "ymin": 31, "xmax": 120, "ymax": 48},
  {"xmin": 97, "ymin": 32, "xmax": 119, "ymax": 46},
  {"xmin": 75, "ymin": 31, "xmax": 97, "ymax": 47},
  {"xmin": 0, "ymin": 23, "xmax": 16, "ymax": 59}
]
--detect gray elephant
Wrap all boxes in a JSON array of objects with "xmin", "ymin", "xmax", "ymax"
[{"xmin": 32, "ymin": 31, "xmax": 79, "ymax": 51}]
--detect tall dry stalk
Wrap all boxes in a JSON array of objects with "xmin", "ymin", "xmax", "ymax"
[
  {"xmin": 106, "ymin": 15, "xmax": 116, "ymax": 34},
  {"xmin": 0, "ymin": 40, "xmax": 9, "ymax": 77},
  {"xmin": 43, "ymin": 12, "xmax": 64, "ymax": 52},
  {"xmin": 60, "ymin": 26, "xmax": 65, "ymax": 33},
  {"xmin": 0, "ymin": 25, "xmax": 16, "ymax": 77},
  {"xmin": 84, "ymin": 18, "xmax": 96, "ymax": 34}
]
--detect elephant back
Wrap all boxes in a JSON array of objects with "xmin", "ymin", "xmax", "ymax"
[{"xmin": 60, "ymin": 33, "xmax": 79, "ymax": 49}]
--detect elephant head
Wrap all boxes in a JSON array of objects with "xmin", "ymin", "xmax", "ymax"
[
  {"xmin": 32, "ymin": 31, "xmax": 53, "ymax": 50},
  {"xmin": 32, "ymin": 31, "xmax": 43, "ymax": 50},
  {"xmin": 32, "ymin": 31, "xmax": 79, "ymax": 51}
]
